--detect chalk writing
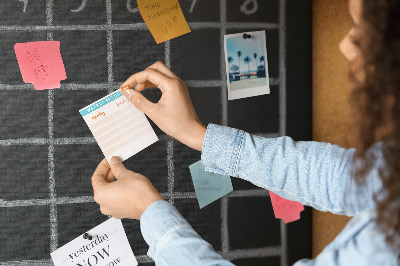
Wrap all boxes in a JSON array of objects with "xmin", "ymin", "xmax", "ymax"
[
  {"xmin": 18, "ymin": 0, "xmax": 28, "ymax": 13},
  {"xmin": 71, "ymin": 0, "xmax": 87, "ymax": 13},
  {"xmin": 240, "ymin": 0, "xmax": 258, "ymax": 15},
  {"xmin": 187, "ymin": 0, "xmax": 199, "ymax": 13},
  {"xmin": 127, "ymin": 0, "xmax": 139, "ymax": 13}
]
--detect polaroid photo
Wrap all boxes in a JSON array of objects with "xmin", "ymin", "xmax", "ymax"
[{"xmin": 224, "ymin": 30, "xmax": 270, "ymax": 100}]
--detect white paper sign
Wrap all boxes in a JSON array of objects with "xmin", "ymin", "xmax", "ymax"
[
  {"xmin": 51, "ymin": 218, "xmax": 138, "ymax": 266},
  {"xmin": 79, "ymin": 90, "xmax": 158, "ymax": 163}
]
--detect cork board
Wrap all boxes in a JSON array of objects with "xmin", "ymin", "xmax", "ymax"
[{"xmin": 312, "ymin": 0, "xmax": 353, "ymax": 257}]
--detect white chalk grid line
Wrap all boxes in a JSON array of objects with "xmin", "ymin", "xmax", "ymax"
[{"xmin": 0, "ymin": 0, "xmax": 287, "ymax": 264}]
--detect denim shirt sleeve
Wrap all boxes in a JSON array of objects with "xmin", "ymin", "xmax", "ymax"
[
  {"xmin": 140, "ymin": 200, "xmax": 234, "ymax": 266},
  {"xmin": 201, "ymin": 124, "xmax": 383, "ymax": 216}
]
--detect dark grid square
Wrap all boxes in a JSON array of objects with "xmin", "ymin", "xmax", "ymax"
[
  {"xmin": 52, "ymin": 0, "xmax": 106, "ymax": 25},
  {"xmin": 54, "ymin": 144, "xmax": 104, "ymax": 197},
  {"xmin": 231, "ymin": 177, "xmax": 261, "ymax": 190},
  {"xmin": 124, "ymin": 141, "xmax": 168, "ymax": 193},
  {"xmin": 0, "ymin": 205, "xmax": 50, "ymax": 261},
  {"xmin": 229, "ymin": 197, "xmax": 280, "ymax": 250},
  {"xmin": 178, "ymin": 0, "xmax": 220, "ymax": 22},
  {"xmin": 173, "ymin": 141, "xmax": 201, "ymax": 192},
  {"xmin": 170, "ymin": 29, "xmax": 220, "ymax": 81},
  {"xmin": 112, "ymin": 0, "xmax": 143, "ymax": 24},
  {"xmin": 232, "ymin": 256, "xmax": 281, "ymax": 266},
  {"xmin": 0, "ymin": 32, "xmax": 47, "ymax": 84},
  {"xmin": 121, "ymin": 219, "xmax": 149, "ymax": 256},
  {"xmin": 113, "ymin": 30, "xmax": 165, "ymax": 83},
  {"xmin": 0, "ymin": 0, "xmax": 47, "ymax": 26},
  {"xmin": 227, "ymin": 0, "xmax": 279, "ymax": 23},
  {"xmin": 58, "ymin": 202, "xmax": 108, "ymax": 248},
  {"xmin": 174, "ymin": 198, "xmax": 221, "ymax": 250},
  {"xmin": 0, "ymin": 145, "xmax": 49, "ymax": 200},
  {"xmin": 226, "ymin": 29, "xmax": 279, "ymax": 78},
  {"xmin": 0, "ymin": 90, "xmax": 48, "ymax": 139},
  {"xmin": 228, "ymin": 85, "xmax": 279, "ymax": 134},
  {"xmin": 53, "ymin": 90, "xmax": 108, "ymax": 138},
  {"xmin": 53, "ymin": 31, "xmax": 108, "ymax": 83},
  {"xmin": 188, "ymin": 86, "xmax": 222, "ymax": 126}
]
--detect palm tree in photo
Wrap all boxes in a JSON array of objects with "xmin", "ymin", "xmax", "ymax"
[
  {"xmin": 237, "ymin": 51, "xmax": 242, "ymax": 77},
  {"xmin": 253, "ymin": 53, "xmax": 258, "ymax": 73},
  {"xmin": 227, "ymin": 56, "xmax": 234, "ymax": 74},
  {"xmin": 260, "ymin": 55, "xmax": 266, "ymax": 72},
  {"xmin": 244, "ymin": 56, "xmax": 252, "ymax": 78}
]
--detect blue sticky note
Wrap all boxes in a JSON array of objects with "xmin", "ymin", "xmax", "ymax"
[{"xmin": 189, "ymin": 160, "xmax": 233, "ymax": 208}]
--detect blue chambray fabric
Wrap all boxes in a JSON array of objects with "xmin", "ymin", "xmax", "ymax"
[{"xmin": 139, "ymin": 124, "xmax": 399, "ymax": 265}]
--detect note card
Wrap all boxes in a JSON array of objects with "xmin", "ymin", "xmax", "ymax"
[
  {"xmin": 14, "ymin": 41, "xmax": 67, "ymax": 90},
  {"xmin": 137, "ymin": 0, "xmax": 191, "ymax": 44},
  {"xmin": 51, "ymin": 218, "xmax": 138, "ymax": 266},
  {"xmin": 79, "ymin": 90, "xmax": 158, "ymax": 162},
  {"xmin": 270, "ymin": 192, "xmax": 304, "ymax": 224},
  {"xmin": 189, "ymin": 161, "xmax": 233, "ymax": 208}
]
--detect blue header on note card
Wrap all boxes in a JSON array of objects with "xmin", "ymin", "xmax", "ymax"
[{"xmin": 80, "ymin": 91, "xmax": 123, "ymax": 117}]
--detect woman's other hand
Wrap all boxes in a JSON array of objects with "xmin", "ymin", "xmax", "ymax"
[
  {"xmin": 120, "ymin": 61, "xmax": 206, "ymax": 152},
  {"xmin": 92, "ymin": 157, "xmax": 164, "ymax": 220}
]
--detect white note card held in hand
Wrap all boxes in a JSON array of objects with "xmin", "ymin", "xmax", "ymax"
[
  {"xmin": 79, "ymin": 90, "xmax": 158, "ymax": 162},
  {"xmin": 51, "ymin": 218, "xmax": 138, "ymax": 266}
]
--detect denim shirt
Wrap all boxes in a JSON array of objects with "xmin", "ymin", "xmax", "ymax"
[{"xmin": 140, "ymin": 124, "xmax": 399, "ymax": 265}]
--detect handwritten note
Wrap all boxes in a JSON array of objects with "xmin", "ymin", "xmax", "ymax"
[
  {"xmin": 79, "ymin": 90, "xmax": 158, "ymax": 162},
  {"xmin": 51, "ymin": 218, "xmax": 138, "ymax": 266},
  {"xmin": 269, "ymin": 192, "xmax": 304, "ymax": 224},
  {"xmin": 189, "ymin": 161, "xmax": 233, "ymax": 208},
  {"xmin": 137, "ymin": 0, "xmax": 191, "ymax": 44},
  {"xmin": 14, "ymin": 41, "xmax": 67, "ymax": 90}
]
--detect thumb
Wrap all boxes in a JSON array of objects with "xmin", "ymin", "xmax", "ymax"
[
  {"xmin": 109, "ymin": 156, "xmax": 129, "ymax": 178},
  {"xmin": 123, "ymin": 89, "xmax": 154, "ymax": 115}
]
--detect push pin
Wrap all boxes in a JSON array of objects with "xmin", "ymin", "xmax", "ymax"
[
  {"xmin": 83, "ymin": 233, "xmax": 96, "ymax": 241},
  {"xmin": 120, "ymin": 84, "xmax": 130, "ymax": 92},
  {"xmin": 243, "ymin": 33, "xmax": 252, "ymax": 39}
]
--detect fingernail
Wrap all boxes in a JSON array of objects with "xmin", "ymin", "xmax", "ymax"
[
  {"xmin": 125, "ymin": 89, "xmax": 133, "ymax": 100},
  {"xmin": 110, "ymin": 156, "xmax": 122, "ymax": 165}
]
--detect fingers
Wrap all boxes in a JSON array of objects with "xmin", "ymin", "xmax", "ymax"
[
  {"xmin": 122, "ymin": 89, "xmax": 157, "ymax": 115},
  {"xmin": 109, "ymin": 156, "xmax": 129, "ymax": 179},
  {"xmin": 120, "ymin": 68, "xmax": 173, "ymax": 94},
  {"xmin": 105, "ymin": 168, "xmax": 116, "ymax": 183},
  {"xmin": 92, "ymin": 158, "xmax": 110, "ymax": 189}
]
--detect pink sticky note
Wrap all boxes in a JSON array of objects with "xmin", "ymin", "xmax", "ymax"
[
  {"xmin": 270, "ymin": 191, "xmax": 304, "ymax": 224},
  {"xmin": 14, "ymin": 41, "xmax": 67, "ymax": 90}
]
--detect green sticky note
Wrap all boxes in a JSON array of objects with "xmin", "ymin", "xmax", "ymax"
[{"xmin": 189, "ymin": 160, "xmax": 233, "ymax": 208}]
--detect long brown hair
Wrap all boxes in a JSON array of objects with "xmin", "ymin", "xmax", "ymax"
[{"xmin": 350, "ymin": 0, "xmax": 400, "ymax": 251}]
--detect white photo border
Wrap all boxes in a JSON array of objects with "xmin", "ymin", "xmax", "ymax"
[{"xmin": 224, "ymin": 30, "xmax": 270, "ymax": 101}]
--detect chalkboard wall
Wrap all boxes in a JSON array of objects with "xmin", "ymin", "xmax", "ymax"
[{"xmin": 0, "ymin": 0, "xmax": 312, "ymax": 265}]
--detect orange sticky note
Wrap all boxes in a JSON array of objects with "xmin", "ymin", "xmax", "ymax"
[
  {"xmin": 270, "ymin": 192, "xmax": 304, "ymax": 224},
  {"xmin": 137, "ymin": 0, "xmax": 191, "ymax": 44},
  {"xmin": 14, "ymin": 41, "xmax": 67, "ymax": 90}
]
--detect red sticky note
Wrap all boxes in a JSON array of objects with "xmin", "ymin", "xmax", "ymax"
[
  {"xmin": 270, "ymin": 191, "xmax": 304, "ymax": 224},
  {"xmin": 14, "ymin": 41, "xmax": 67, "ymax": 90}
]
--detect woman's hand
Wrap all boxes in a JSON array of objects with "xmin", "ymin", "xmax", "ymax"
[
  {"xmin": 120, "ymin": 61, "xmax": 206, "ymax": 152},
  {"xmin": 91, "ymin": 157, "xmax": 164, "ymax": 220}
]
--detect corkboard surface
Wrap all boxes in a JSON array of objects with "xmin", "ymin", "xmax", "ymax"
[{"xmin": 312, "ymin": 0, "xmax": 353, "ymax": 258}]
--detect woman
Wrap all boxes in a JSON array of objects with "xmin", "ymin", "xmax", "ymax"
[{"xmin": 91, "ymin": 0, "xmax": 400, "ymax": 264}]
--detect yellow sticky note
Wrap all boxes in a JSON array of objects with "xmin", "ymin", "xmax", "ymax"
[{"xmin": 137, "ymin": 0, "xmax": 191, "ymax": 44}]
